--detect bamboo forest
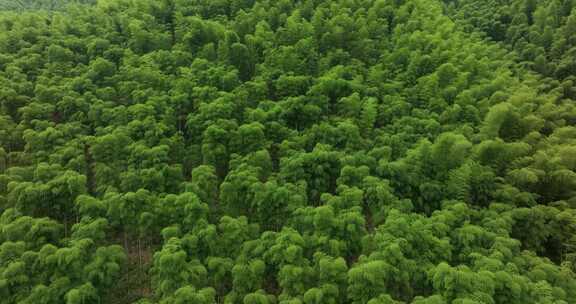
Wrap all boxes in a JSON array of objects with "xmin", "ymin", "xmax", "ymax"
[{"xmin": 1, "ymin": 0, "xmax": 576, "ymax": 303}]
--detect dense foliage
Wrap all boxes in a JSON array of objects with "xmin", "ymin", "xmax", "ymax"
[
  {"xmin": 444, "ymin": 0, "xmax": 576, "ymax": 93},
  {"xmin": 0, "ymin": 0, "xmax": 575, "ymax": 303},
  {"xmin": 0, "ymin": 0, "xmax": 96, "ymax": 11}
]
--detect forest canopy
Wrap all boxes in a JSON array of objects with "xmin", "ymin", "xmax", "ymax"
[{"xmin": 0, "ymin": 0, "xmax": 576, "ymax": 303}]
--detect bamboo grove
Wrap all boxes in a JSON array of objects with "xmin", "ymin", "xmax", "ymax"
[{"xmin": 0, "ymin": 0, "xmax": 576, "ymax": 303}]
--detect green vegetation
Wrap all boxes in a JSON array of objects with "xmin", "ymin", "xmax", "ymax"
[
  {"xmin": 0, "ymin": 0, "xmax": 575, "ymax": 303},
  {"xmin": 0, "ymin": 0, "xmax": 96, "ymax": 11}
]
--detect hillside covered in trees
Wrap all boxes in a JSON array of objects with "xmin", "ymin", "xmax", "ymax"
[{"xmin": 1, "ymin": 0, "xmax": 576, "ymax": 303}]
